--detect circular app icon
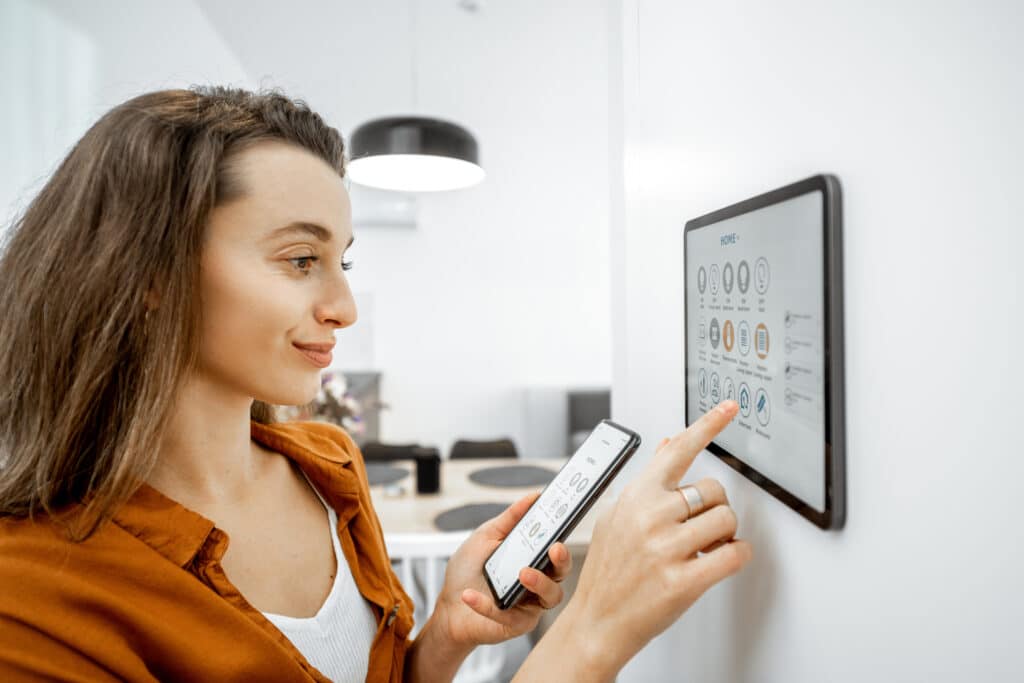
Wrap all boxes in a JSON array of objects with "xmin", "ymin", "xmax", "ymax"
[
  {"xmin": 709, "ymin": 264, "xmax": 720, "ymax": 295},
  {"xmin": 710, "ymin": 372, "xmax": 721, "ymax": 404},
  {"xmin": 737, "ymin": 260, "xmax": 750, "ymax": 294},
  {"xmin": 737, "ymin": 320, "xmax": 751, "ymax": 356},
  {"xmin": 755, "ymin": 323, "xmax": 770, "ymax": 359},
  {"xmin": 697, "ymin": 266, "xmax": 707, "ymax": 294},
  {"xmin": 722, "ymin": 320, "xmax": 735, "ymax": 352},
  {"xmin": 754, "ymin": 257, "xmax": 770, "ymax": 294},
  {"xmin": 709, "ymin": 318, "xmax": 721, "ymax": 349},
  {"xmin": 738, "ymin": 382, "xmax": 752, "ymax": 417},
  {"xmin": 723, "ymin": 377, "xmax": 736, "ymax": 403},
  {"xmin": 698, "ymin": 368, "xmax": 708, "ymax": 397},
  {"xmin": 754, "ymin": 387, "xmax": 771, "ymax": 426},
  {"xmin": 699, "ymin": 317, "xmax": 707, "ymax": 347},
  {"xmin": 722, "ymin": 262, "xmax": 734, "ymax": 294}
]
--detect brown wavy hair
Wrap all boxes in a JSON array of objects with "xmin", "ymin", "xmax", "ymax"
[{"xmin": 0, "ymin": 86, "xmax": 346, "ymax": 540}]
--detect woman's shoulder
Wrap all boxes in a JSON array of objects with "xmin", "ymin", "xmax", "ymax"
[
  {"xmin": 0, "ymin": 512, "xmax": 116, "ymax": 613},
  {"xmin": 0, "ymin": 502, "xmax": 191, "ymax": 592},
  {"xmin": 0, "ymin": 509, "xmax": 78, "ymax": 555},
  {"xmin": 0, "ymin": 511, "xmax": 126, "ymax": 579},
  {"xmin": 0, "ymin": 513, "xmax": 231, "ymax": 681}
]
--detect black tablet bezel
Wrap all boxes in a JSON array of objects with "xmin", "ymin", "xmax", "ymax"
[{"xmin": 683, "ymin": 174, "xmax": 846, "ymax": 530}]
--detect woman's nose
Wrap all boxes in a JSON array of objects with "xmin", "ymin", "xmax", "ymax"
[{"xmin": 315, "ymin": 275, "xmax": 358, "ymax": 329}]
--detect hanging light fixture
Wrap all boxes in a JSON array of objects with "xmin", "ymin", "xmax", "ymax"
[
  {"xmin": 348, "ymin": 117, "xmax": 485, "ymax": 192},
  {"xmin": 347, "ymin": 0, "xmax": 485, "ymax": 193}
]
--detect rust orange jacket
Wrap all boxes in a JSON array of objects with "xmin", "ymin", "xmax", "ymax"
[{"xmin": 0, "ymin": 420, "xmax": 415, "ymax": 681}]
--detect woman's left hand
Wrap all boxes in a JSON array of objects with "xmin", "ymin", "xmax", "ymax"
[{"xmin": 433, "ymin": 492, "xmax": 573, "ymax": 648}]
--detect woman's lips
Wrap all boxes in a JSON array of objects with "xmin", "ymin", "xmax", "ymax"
[{"xmin": 293, "ymin": 343, "xmax": 333, "ymax": 368}]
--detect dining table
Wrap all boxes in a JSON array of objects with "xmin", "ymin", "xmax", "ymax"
[{"xmin": 366, "ymin": 457, "xmax": 612, "ymax": 547}]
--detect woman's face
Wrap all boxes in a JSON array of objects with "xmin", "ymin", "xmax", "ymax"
[{"xmin": 197, "ymin": 141, "xmax": 356, "ymax": 407}]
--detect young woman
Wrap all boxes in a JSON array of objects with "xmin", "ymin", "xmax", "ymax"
[{"xmin": 0, "ymin": 87, "xmax": 751, "ymax": 682}]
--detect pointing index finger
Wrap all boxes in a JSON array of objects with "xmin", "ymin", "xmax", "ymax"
[{"xmin": 657, "ymin": 401, "xmax": 739, "ymax": 487}]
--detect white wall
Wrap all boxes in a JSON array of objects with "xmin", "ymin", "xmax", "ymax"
[
  {"xmin": 609, "ymin": 1, "xmax": 1022, "ymax": 681},
  {"xmin": 0, "ymin": 0, "xmax": 253, "ymax": 225},
  {"xmin": 2, "ymin": 0, "xmax": 613, "ymax": 458},
  {"xmin": 0, "ymin": 1, "xmax": 96, "ymax": 230}
]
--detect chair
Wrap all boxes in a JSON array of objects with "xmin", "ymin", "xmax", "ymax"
[
  {"xmin": 385, "ymin": 531, "xmax": 508, "ymax": 683},
  {"xmin": 449, "ymin": 438, "xmax": 519, "ymax": 460},
  {"xmin": 361, "ymin": 441, "xmax": 422, "ymax": 462}
]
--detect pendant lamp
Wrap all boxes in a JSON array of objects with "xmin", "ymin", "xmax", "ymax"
[
  {"xmin": 348, "ymin": 116, "xmax": 485, "ymax": 192},
  {"xmin": 347, "ymin": 0, "xmax": 485, "ymax": 193}
]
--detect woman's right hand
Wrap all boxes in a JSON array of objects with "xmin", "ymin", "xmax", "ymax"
[{"xmin": 565, "ymin": 400, "xmax": 753, "ymax": 675}]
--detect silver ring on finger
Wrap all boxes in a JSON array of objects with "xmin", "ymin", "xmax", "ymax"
[{"xmin": 676, "ymin": 485, "xmax": 705, "ymax": 520}]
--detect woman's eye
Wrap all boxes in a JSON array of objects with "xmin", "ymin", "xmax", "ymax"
[
  {"xmin": 289, "ymin": 255, "xmax": 318, "ymax": 272},
  {"xmin": 288, "ymin": 255, "xmax": 354, "ymax": 274}
]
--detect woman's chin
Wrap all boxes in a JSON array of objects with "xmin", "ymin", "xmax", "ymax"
[{"xmin": 261, "ymin": 383, "xmax": 320, "ymax": 409}]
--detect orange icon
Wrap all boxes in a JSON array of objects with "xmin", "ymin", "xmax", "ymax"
[
  {"xmin": 755, "ymin": 323, "xmax": 770, "ymax": 359},
  {"xmin": 722, "ymin": 320, "xmax": 735, "ymax": 352}
]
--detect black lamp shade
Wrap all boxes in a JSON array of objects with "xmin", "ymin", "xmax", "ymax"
[
  {"xmin": 347, "ymin": 117, "xmax": 485, "ymax": 192},
  {"xmin": 350, "ymin": 116, "xmax": 479, "ymax": 164}
]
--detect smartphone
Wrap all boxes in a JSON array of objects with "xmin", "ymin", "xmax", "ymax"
[{"xmin": 483, "ymin": 419, "xmax": 641, "ymax": 610}]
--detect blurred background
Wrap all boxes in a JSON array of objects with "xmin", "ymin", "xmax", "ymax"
[
  {"xmin": 0, "ymin": 0, "xmax": 614, "ymax": 461},
  {"xmin": 3, "ymin": 1, "xmax": 1021, "ymax": 682}
]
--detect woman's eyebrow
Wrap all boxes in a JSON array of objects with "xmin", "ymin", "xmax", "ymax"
[{"xmin": 262, "ymin": 221, "xmax": 354, "ymax": 248}]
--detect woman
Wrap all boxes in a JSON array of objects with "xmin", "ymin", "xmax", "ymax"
[{"xmin": 0, "ymin": 87, "xmax": 751, "ymax": 682}]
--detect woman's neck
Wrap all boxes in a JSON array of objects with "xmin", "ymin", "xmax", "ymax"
[{"xmin": 147, "ymin": 373, "xmax": 276, "ymax": 507}]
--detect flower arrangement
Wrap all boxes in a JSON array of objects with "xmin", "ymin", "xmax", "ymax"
[{"xmin": 279, "ymin": 370, "xmax": 365, "ymax": 436}]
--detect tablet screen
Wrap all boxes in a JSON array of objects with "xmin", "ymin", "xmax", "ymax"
[{"xmin": 685, "ymin": 189, "xmax": 826, "ymax": 512}]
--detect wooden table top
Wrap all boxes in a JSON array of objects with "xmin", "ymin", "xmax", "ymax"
[{"xmin": 367, "ymin": 457, "xmax": 612, "ymax": 547}]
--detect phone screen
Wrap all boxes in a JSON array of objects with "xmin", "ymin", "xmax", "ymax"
[{"xmin": 484, "ymin": 420, "xmax": 640, "ymax": 608}]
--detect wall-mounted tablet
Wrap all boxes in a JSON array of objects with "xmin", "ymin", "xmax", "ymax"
[{"xmin": 684, "ymin": 175, "xmax": 845, "ymax": 530}]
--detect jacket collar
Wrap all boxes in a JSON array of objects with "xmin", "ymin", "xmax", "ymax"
[{"xmin": 111, "ymin": 420, "xmax": 358, "ymax": 568}]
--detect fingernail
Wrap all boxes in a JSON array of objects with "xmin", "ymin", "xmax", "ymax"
[
  {"xmin": 717, "ymin": 400, "xmax": 738, "ymax": 416},
  {"xmin": 522, "ymin": 572, "xmax": 536, "ymax": 587}
]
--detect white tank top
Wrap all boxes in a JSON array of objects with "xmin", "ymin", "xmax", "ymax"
[{"xmin": 261, "ymin": 471, "xmax": 380, "ymax": 682}]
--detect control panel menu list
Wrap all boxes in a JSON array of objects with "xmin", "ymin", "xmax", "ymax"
[
  {"xmin": 486, "ymin": 423, "xmax": 630, "ymax": 596},
  {"xmin": 686, "ymin": 191, "xmax": 826, "ymax": 512}
]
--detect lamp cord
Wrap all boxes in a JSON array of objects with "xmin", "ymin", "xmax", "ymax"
[{"xmin": 409, "ymin": 0, "xmax": 418, "ymax": 114}]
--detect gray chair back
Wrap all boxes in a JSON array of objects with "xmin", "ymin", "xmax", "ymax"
[{"xmin": 449, "ymin": 438, "xmax": 518, "ymax": 460}]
